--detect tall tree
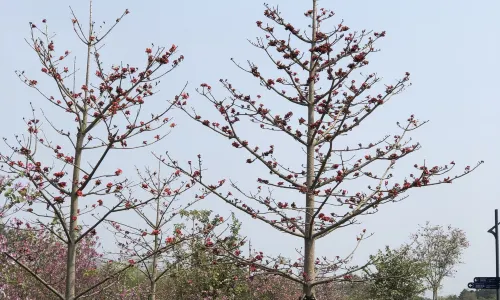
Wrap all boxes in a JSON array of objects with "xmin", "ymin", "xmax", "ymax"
[
  {"xmin": 0, "ymin": 2, "xmax": 185, "ymax": 299},
  {"xmin": 412, "ymin": 223, "xmax": 469, "ymax": 300},
  {"xmin": 167, "ymin": 1, "xmax": 482, "ymax": 299}
]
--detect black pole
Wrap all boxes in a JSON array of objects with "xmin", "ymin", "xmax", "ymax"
[
  {"xmin": 487, "ymin": 209, "xmax": 500, "ymax": 299},
  {"xmin": 496, "ymin": 209, "xmax": 499, "ymax": 300}
]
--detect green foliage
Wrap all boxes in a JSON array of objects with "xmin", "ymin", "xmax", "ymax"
[
  {"xmin": 366, "ymin": 244, "xmax": 428, "ymax": 300},
  {"xmin": 101, "ymin": 262, "xmax": 147, "ymax": 289},
  {"xmin": 458, "ymin": 289, "xmax": 478, "ymax": 300},
  {"xmin": 164, "ymin": 212, "xmax": 250, "ymax": 299},
  {"xmin": 474, "ymin": 288, "xmax": 496, "ymax": 300}
]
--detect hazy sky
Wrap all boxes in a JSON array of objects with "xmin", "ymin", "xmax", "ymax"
[{"xmin": 1, "ymin": 0, "xmax": 499, "ymax": 297}]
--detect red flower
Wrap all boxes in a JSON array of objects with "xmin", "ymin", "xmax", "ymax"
[
  {"xmin": 353, "ymin": 53, "xmax": 367, "ymax": 63},
  {"xmin": 115, "ymin": 169, "xmax": 122, "ymax": 176},
  {"xmin": 76, "ymin": 190, "xmax": 83, "ymax": 197}
]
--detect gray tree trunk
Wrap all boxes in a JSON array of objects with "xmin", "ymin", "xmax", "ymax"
[
  {"xmin": 64, "ymin": 9, "xmax": 92, "ymax": 296},
  {"xmin": 303, "ymin": 1, "xmax": 318, "ymax": 299},
  {"xmin": 65, "ymin": 134, "xmax": 84, "ymax": 299},
  {"xmin": 432, "ymin": 286, "xmax": 438, "ymax": 300}
]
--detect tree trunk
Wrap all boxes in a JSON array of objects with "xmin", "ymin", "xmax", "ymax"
[
  {"xmin": 432, "ymin": 286, "xmax": 438, "ymax": 300},
  {"xmin": 303, "ymin": 237, "xmax": 316, "ymax": 298},
  {"xmin": 303, "ymin": 87, "xmax": 317, "ymax": 299},
  {"xmin": 64, "ymin": 241, "xmax": 77, "ymax": 300},
  {"xmin": 65, "ymin": 136, "xmax": 84, "ymax": 300},
  {"xmin": 149, "ymin": 197, "xmax": 161, "ymax": 300},
  {"xmin": 65, "ymin": 5, "xmax": 92, "ymax": 295},
  {"xmin": 149, "ymin": 249, "xmax": 158, "ymax": 300},
  {"xmin": 303, "ymin": 2, "xmax": 318, "ymax": 299}
]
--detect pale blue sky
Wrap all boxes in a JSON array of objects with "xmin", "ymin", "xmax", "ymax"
[{"xmin": 1, "ymin": 0, "xmax": 499, "ymax": 296}]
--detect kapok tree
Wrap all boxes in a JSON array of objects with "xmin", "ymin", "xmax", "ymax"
[
  {"xmin": 104, "ymin": 164, "xmax": 238, "ymax": 300},
  {"xmin": 0, "ymin": 3, "xmax": 185, "ymax": 299},
  {"xmin": 167, "ymin": 1, "xmax": 482, "ymax": 299}
]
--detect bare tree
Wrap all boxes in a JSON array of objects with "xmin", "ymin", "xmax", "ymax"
[
  {"xmin": 412, "ymin": 223, "xmax": 469, "ymax": 300},
  {"xmin": 0, "ymin": 2, "xmax": 186, "ymax": 299},
  {"xmin": 165, "ymin": 1, "xmax": 482, "ymax": 299}
]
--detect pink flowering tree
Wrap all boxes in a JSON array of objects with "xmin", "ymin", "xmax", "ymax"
[
  {"xmin": 166, "ymin": 0, "xmax": 482, "ymax": 298},
  {"xmin": 0, "ymin": 219, "xmax": 102, "ymax": 299},
  {"xmin": 0, "ymin": 2, "xmax": 186, "ymax": 299}
]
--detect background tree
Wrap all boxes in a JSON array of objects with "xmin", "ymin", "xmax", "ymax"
[
  {"xmin": 475, "ymin": 289, "xmax": 496, "ymax": 300},
  {"xmin": 412, "ymin": 223, "xmax": 469, "ymax": 300},
  {"xmin": 110, "ymin": 207, "xmax": 241, "ymax": 300},
  {"xmin": 167, "ymin": 0, "xmax": 482, "ymax": 298},
  {"xmin": 366, "ymin": 244, "xmax": 427, "ymax": 300},
  {"xmin": 160, "ymin": 214, "xmax": 252, "ymax": 300},
  {"xmin": 458, "ymin": 290, "xmax": 478, "ymax": 300},
  {"xmin": 0, "ymin": 219, "xmax": 104, "ymax": 300},
  {"xmin": 104, "ymin": 164, "xmax": 217, "ymax": 300},
  {"xmin": 0, "ymin": 2, "xmax": 185, "ymax": 299}
]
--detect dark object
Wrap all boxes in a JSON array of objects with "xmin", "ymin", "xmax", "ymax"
[
  {"xmin": 468, "ymin": 282, "xmax": 499, "ymax": 289},
  {"xmin": 474, "ymin": 277, "xmax": 500, "ymax": 283},
  {"xmin": 487, "ymin": 209, "xmax": 500, "ymax": 300},
  {"xmin": 467, "ymin": 209, "xmax": 500, "ymax": 299}
]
